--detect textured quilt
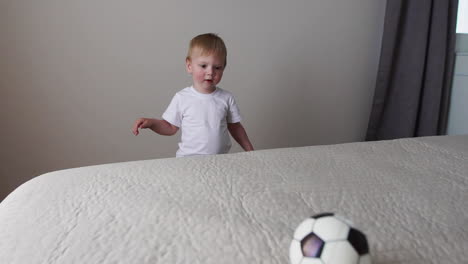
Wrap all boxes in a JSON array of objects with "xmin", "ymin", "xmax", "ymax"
[{"xmin": 0, "ymin": 135, "xmax": 467, "ymax": 263}]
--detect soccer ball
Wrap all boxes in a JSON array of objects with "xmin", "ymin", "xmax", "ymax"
[{"xmin": 290, "ymin": 213, "xmax": 371, "ymax": 264}]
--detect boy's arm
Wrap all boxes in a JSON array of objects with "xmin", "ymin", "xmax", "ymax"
[
  {"xmin": 227, "ymin": 122, "xmax": 254, "ymax": 151},
  {"xmin": 132, "ymin": 118, "xmax": 179, "ymax": 136}
]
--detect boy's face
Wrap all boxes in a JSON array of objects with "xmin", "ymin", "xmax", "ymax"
[{"xmin": 186, "ymin": 49, "xmax": 225, "ymax": 93}]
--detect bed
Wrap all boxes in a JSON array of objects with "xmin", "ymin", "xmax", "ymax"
[{"xmin": 0, "ymin": 135, "xmax": 467, "ymax": 264}]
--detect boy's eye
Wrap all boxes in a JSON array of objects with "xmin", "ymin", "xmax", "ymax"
[
  {"xmin": 200, "ymin": 64, "xmax": 207, "ymax": 69},
  {"xmin": 214, "ymin": 66, "xmax": 223, "ymax": 70}
]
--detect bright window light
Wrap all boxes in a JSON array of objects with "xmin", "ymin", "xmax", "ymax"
[{"xmin": 457, "ymin": 0, "xmax": 468, "ymax": 33}]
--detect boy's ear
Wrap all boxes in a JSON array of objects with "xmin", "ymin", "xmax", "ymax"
[{"xmin": 185, "ymin": 58, "xmax": 193, "ymax": 74}]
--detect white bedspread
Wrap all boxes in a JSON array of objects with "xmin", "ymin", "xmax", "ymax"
[{"xmin": 1, "ymin": 135, "xmax": 467, "ymax": 264}]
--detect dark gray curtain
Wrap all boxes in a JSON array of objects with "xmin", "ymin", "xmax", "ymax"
[{"xmin": 366, "ymin": 0, "xmax": 458, "ymax": 141}]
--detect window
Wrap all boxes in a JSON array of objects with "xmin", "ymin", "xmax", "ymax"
[{"xmin": 457, "ymin": 0, "xmax": 468, "ymax": 33}]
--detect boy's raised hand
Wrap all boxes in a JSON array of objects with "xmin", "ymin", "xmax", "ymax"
[{"xmin": 132, "ymin": 118, "xmax": 152, "ymax": 136}]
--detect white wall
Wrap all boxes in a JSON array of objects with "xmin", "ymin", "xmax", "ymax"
[{"xmin": 0, "ymin": 0, "xmax": 386, "ymax": 200}]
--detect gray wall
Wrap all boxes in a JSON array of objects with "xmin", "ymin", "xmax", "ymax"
[
  {"xmin": 0, "ymin": 0, "xmax": 387, "ymax": 201},
  {"xmin": 447, "ymin": 34, "xmax": 468, "ymax": 135}
]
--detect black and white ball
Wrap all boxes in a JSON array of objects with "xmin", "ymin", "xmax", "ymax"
[{"xmin": 290, "ymin": 213, "xmax": 371, "ymax": 264}]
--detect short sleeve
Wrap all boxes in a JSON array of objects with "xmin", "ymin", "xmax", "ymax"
[
  {"xmin": 227, "ymin": 96, "xmax": 242, "ymax": 123},
  {"xmin": 162, "ymin": 94, "xmax": 182, "ymax": 127}
]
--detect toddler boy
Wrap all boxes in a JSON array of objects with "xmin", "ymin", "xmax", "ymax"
[{"xmin": 132, "ymin": 33, "xmax": 254, "ymax": 157}]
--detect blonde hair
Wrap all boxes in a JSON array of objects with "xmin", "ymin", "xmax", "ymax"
[{"xmin": 186, "ymin": 33, "xmax": 227, "ymax": 66}]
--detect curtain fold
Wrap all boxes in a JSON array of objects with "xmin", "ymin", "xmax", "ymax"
[{"xmin": 366, "ymin": 0, "xmax": 458, "ymax": 141}]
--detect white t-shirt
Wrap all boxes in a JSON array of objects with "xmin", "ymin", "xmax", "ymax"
[{"xmin": 162, "ymin": 86, "xmax": 242, "ymax": 157}]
